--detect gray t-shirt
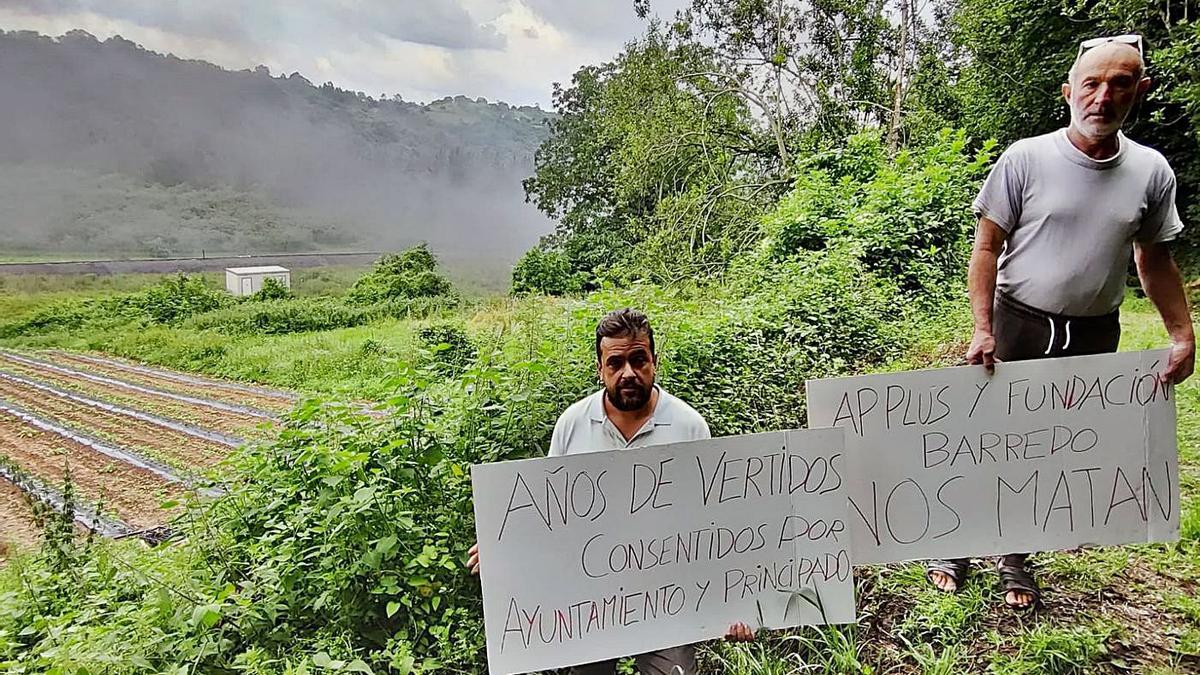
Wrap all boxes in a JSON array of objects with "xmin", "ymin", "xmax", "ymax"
[
  {"xmin": 547, "ymin": 386, "xmax": 711, "ymax": 456},
  {"xmin": 973, "ymin": 128, "xmax": 1183, "ymax": 316}
]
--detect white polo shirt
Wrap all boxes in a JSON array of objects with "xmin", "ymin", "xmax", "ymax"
[{"xmin": 547, "ymin": 386, "xmax": 711, "ymax": 457}]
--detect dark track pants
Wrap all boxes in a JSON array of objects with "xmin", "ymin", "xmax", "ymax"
[
  {"xmin": 992, "ymin": 291, "xmax": 1120, "ymax": 361},
  {"xmin": 944, "ymin": 291, "xmax": 1121, "ymax": 572}
]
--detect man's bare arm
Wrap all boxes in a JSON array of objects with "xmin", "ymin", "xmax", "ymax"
[
  {"xmin": 966, "ymin": 217, "xmax": 1008, "ymax": 371},
  {"xmin": 1134, "ymin": 241, "xmax": 1195, "ymax": 383}
]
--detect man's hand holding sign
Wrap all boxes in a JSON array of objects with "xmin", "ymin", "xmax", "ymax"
[
  {"xmin": 807, "ymin": 350, "xmax": 1178, "ymax": 562},
  {"xmin": 471, "ymin": 429, "xmax": 856, "ymax": 674},
  {"xmin": 467, "ymin": 308, "xmax": 1182, "ymax": 673},
  {"xmin": 467, "ymin": 310, "xmax": 854, "ymax": 674}
]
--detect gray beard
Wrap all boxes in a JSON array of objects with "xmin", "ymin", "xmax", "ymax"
[{"xmin": 1069, "ymin": 106, "xmax": 1124, "ymax": 139}]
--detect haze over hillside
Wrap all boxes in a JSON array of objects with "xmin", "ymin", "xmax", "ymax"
[{"xmin": 0, "ymin": 29, "xmax": 556, "ymax": 265}]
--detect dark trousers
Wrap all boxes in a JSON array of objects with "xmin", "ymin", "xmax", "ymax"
[
  {"xmin": 570, "ymin": 645, "xmax": 697, "ymax": 675},
  {"xmin": 973, "ymin": 292, "xmax": 1121, "ymax": 568},
  {"xmin": 992, "ymin": 291, "xmax": 1121, "ymax": 361}
]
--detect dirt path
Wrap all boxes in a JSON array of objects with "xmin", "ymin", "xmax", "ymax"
[
  {"xmin": 0, "ymin": 479, "xmax": 41, "ymax": 560},
  {"xmin": 0, "ymin": 359, "xmax": 273, "ymax": 437},
  {"xmin": 43, "ymin": 351, "xmax": 297, "ymax": 414},
  {"xmin": 0, "ymin": 413, "xmax": 183, "ymax": 530},
  {"xmin": 0, "ymin": 378, "xmax": 230, "ymax": 470}
]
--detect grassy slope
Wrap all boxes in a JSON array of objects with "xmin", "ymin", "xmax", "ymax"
[{"xmin": 704, "ymin": 297, "xmax": 1198, "ymax": 674}]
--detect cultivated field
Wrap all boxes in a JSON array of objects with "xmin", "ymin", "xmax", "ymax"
[{"xmin": 0, "ymin": 348, "xmax": 294, "ymax": 555}]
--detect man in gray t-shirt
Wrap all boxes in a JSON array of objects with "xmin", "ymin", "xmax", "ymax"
[{"xmin": 926, "ymin": 36, "xmax": 1195, "ymax": 610}]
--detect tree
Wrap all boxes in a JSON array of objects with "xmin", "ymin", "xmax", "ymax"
[
  {"xmin": 522, "ymin": 28, "xmax": 771, "ymax": 287},
  {"xmin": 520, "ymin": 2, "xmax": 973, "ymax": 292},
  {"xmin": 510, "ymin": 247, "xmax": 586, "ymax": 296},
  {"xmin": 645, "ymin": 0, "xmax": 939, "ymax": 156}
]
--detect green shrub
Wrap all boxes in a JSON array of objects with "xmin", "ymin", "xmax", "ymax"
[
  {"xmin": 184, "ymin": 296, "xmax": 454, "ymax": 335},
  {"xmin": 656, "ymin": 248, "xmax": 904, "ymax": 435},
  {"xmin": 763, "ymin": 129, "xmax": 994, "ymax": 302},
  {"xmin": 0, "ymin": 274, "xmax": 228, "ymax": 339},
  {"xmin": 190, "ymin": 359, "xmax": 562, "ymax": 671},
  {"xmin": 347, "ymin": 245, "xmax": 454, "ymax": 305},
  {"xmin": 510, "ymin": 246, "xmax": 587, "ymax": 296},
  {"xmin": 250, "ymin": 277, "xmax": 292, "ymax": 301},
  {"xmin": 0, "ymin": 298, "xmax": 94, "ymax": 338},
  {"xmin": 418, "ymin": 324, "xmax": 476, "ymax": 375},
  {"xmin": 123, "ymin": 274, "xmax": 228, "ymax": 324}
]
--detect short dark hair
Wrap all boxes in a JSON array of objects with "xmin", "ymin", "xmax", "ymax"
[{"xmin": 595, "ymin": 308, "xmax": 655, "ymax": 360}]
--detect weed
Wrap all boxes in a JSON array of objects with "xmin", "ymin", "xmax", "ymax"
[
  {"xmin": 1176, "ymin": 627, "xmax": 1200, "ymax": 656},
  {"xmin": 988, "ymin": 621, "xmax": 1116, "ymax": 675},
  {"xmin": 898, "ymin": 577, "xmax": 988, "ymax": 646},
  {"xmin": 904, "ymin": 642, "xmax": 965, "ymax": 675},
  {"xmin": 1181, "ymin": 499, "xmax": 1200, "ymax": 543},
  {"xmin": 1040, "ymin": 548, "xmax": 1130, "ymax": 594},
  {"xmin": 707, "ymin": 640, "xmax": 802, "ymax": 675},
  {"xmin": 786, "ymin": 624, "xmax": 874, "ymax": 674},
  {"xmin": 1165, "ymin": 591, "xmax": 1200, "ymax": 625}
]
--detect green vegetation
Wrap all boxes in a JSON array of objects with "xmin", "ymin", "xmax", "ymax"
[
  {"xmin": 0, "ymin": 253, "xmax": 464, "ymax": 399},
  {"xmin": 988, "ymin": 621, "xmax": 1116, "ymax": 674},
  {"xmin": 1, "ymin": 166, "xmax": 1196, "ymax": 675},
  {"xmin": 518, "ymin": 0, "xmax": 1200, "ymax": 289},
  {"xmin": 346, "ymin": 246, "xmax": 454, "ymax": 306},
  {"xmin": 2, "ymin": 0, "xmax": 1199, "ymax": 671}
]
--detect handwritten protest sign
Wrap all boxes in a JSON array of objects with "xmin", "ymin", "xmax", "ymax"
[
  {"xmin": 471, "ymin": 429, "xmax": 855, "ymax": 674},
  {"xmin": 806, "ymin": 350, "xmax": 1179, "ymax": 565}
]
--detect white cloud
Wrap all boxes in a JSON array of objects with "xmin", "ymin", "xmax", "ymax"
[{"xmin": 0, "ymin": 0, "xmax": 687, "ymax": 106}]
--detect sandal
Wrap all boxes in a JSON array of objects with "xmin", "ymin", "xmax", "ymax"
[
  {"xmin": 996, "ymin": 559, "xmax": 1040, "ymax": 610},
  {"xmin": 925, "ymin": 558, "xmax": 970, "ymax": 593}
]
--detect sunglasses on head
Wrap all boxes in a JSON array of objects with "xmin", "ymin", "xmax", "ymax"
[{"xmin": 1076, "ymin": 34, "xmax": 1144, "ymax": 60}]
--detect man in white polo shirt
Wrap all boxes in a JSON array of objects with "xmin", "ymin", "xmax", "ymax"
[
  {"xmin": 469, "ymin": 308, "xmax": 753, "ymax": 673},
  {"xmin": 927, "ymin": 35, "xmax": 1195, "ymax": 611},
  {"xmin": 548, "ymin": 308, "xmax": 712, "ymax": 458}
]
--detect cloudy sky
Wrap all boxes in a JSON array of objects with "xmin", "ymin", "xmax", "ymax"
[{"xmin": 0, "ymin": 0, "xmax": 689, "ymax": 107}]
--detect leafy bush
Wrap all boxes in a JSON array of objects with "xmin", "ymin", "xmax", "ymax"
[
  {"xmin": 348, "ymin": 245, "xmax": 454, "ymax": 305},
  {"xmin": 250, "ymin": 277, "xmax": 292, "ymax": 301},
  {"xmin": 203, "ymin": 358, "xmax": 563, "ymax": 669},
  {"xmin": 0, "ymin": 266, "xmax": 453, "ymax": 341},
  {"xmin": 659, "ymin": 249, "xmax": 904, "ymax": 434},
  {"xmin": 0, "ymin": 275, "xmax": 227, "ymax": 338},
  {"xmin": 418, "ymin": 324, "xmax": 476, "ymax": 375},
  {"xmin": 200, "ymin": 392, "xmax": 488, "ymax": 671},
  {"xmin": 124, "ymin": 274, "xmax": 228, "ymax": 324},
  {"xmin": 763, "ymin": 129, "xmax": 994, "ymax": 302},
  {"xmin": 0, "ymin": 298, "xmax": 94, "ymax": 338},
  {"xmin": 510, "ymin": 246, "xmax": 587, "ymax": 296}
]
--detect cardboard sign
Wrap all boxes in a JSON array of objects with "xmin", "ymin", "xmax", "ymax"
[
  {"xmin": 471, "ymin": 429, "xmax": 856, "ymax": 674},
  {"xmin": 806, "ymin": 350, "xmax": 1179, "ymax": 564}
]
